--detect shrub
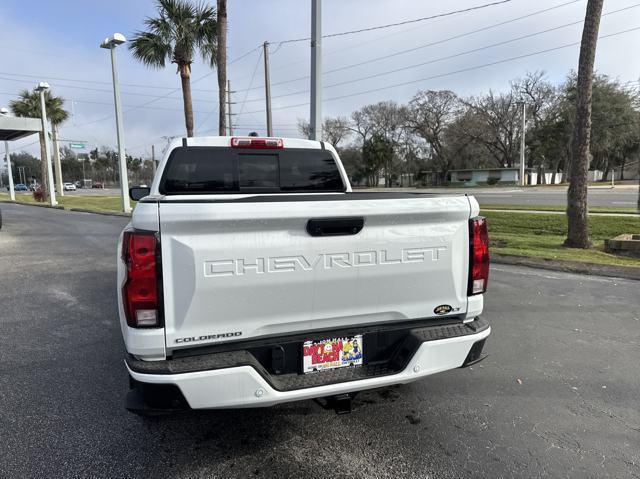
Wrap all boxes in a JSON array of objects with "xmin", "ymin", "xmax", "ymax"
[
  {"xmin": 486, "ymin": 177, "xmax": 500, "ymax": 185},
  {"xmin": 33, "ymin": 186, "xmax": 46, "ymax": 202}
]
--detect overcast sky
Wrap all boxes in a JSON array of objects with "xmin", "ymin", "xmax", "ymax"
[{"xmin": 1, "ymin": 0, "xmax": 639, "ymax": 158}]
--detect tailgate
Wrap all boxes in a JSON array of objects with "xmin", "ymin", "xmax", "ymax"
[{"xmin": 159, "ymin": 195, "xmax": 473, "ymax": 350}]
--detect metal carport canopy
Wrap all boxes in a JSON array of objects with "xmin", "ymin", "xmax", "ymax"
[
  {"xmin": 0, "ymin": 116, "xmax": 42, "ymax": 140},
  {"xmin": 1, "ymin": 116, "xmax": 42, "ymax": 202}
]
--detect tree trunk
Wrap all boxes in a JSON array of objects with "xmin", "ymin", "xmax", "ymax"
[
  {"xmin": 52, "ymin": 124, "xmax": 64, "ymax": 197},
  {"xmin": 217, "ymin": 0, "xmax": 227, "ymax": 136},
  {"xmin": 637, "ymin": 156, "xmax": 640, "ymax": 212},
  {"xmin": 565, "ymin": 0, "xmax": 603, "ymax": 249},
  {"xmin": 180, "ymin": 63, "xmax": 195, "ymax": 137},
  {"xmin": 601, "ymin": 159, "xmax": 610, "ymax": 183},
  {"xmin": 38, "ymin": 131, "xmax": 49, "ymax": 200}
]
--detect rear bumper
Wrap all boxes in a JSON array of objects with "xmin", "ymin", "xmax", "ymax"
[{"xmin": 126, "ymin": 318, "xmax": 490, "ymax": 410}]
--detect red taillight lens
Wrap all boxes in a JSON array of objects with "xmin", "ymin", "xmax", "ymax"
[
  {"xmin": 468, "ymin": 217, "xmax": 489, "ymax": 295},
  {"xmin": 230, "ymin": 137, "xmax": 283, "ymax": 149},
  {"xmin": 121, "ymin": 230, "xmax": 160, "ymax": 327}
]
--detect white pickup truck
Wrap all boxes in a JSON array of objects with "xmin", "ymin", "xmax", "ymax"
[{"xmin": 119, "ymin": 136, "xmax": 490, "ymax": 415}]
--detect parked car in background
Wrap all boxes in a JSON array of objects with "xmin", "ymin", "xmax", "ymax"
[
  {"xmin": 75, "ymin": 181, "xmax": 82, "ymax": 189},
  {"xmin": 63, "ymin": 182, "xmax": 76, "ymax": 191},
  {"xmin": 92, "ymin": 182, "xmax": 104, "ymax": 189},
  {"xmin": 14, "ymin": 184, "xmax": 29, "ymax": 191}
]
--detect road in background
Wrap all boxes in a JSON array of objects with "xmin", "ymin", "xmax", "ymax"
[
  {"xmin": 364, "ymin": 185, "xmax": 639, "ymax": 208},
  {"xmin": 5, "ymin": 184, "xmax": 639, "ymax": 207},
  {"xmin": 0, "ymin": 204, "xmax": 638, "ymax": 478}
]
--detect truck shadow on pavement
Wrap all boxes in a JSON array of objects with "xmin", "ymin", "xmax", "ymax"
[{"xmin": 116, "ymin": 384, "xmax": 440, "ymax": 478}]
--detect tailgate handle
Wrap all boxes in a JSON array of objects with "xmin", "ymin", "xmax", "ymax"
[{"xmin": 306, "ymin": 217, "xmax": 364, "ymax": 237}]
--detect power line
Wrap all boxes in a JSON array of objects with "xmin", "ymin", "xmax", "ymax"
[
  {"xmin": 0, "ymin": 90, "xmax": 211, "ymax": 114},
  {"xmin": 272, "ymin": 0, "xmax": 515, "ymax": 45},
  {"xmin": 0, "ymin": 45, "xmax": 261, "ymax": 99},
  {"xmin": 239, "ymin": 26, "xmax": 640, "ymax": 116},
  {"xmin": 217, "ymin": 4, "xmax": 640, "ymax": 107},
  {"xmin": 235, "ymin": 49, "xmax": 264, "ymax": 126},
  {"xmin": 237, "ymin": 0, "xmax": 585, "ymax": 93}
]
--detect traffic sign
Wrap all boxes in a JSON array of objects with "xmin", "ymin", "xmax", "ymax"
[{"xmin": 69, "ymin": 143, "xmax": 86, "ymax": 149}]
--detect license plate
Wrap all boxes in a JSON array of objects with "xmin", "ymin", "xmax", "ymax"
[{"xmin": 302, "ymin": 335, "xmax": 363, "ymax": 374}]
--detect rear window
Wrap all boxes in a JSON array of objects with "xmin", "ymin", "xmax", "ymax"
[{"xmin": 160, "ymin": 146, "xmax": 345, "ymax": 194}]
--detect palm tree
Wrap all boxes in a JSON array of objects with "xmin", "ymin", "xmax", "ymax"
[
  {"xmin": 216, "ymin": 0, "xmax": 227, "ymax": 135},
  {"xmin": 10, "ymin": 90, "xmax": 69, "ymax": 198},
  {"xmin": 129, "ymin": 0, "xmax": 217, "ymax": 137},
  {"xmin": 565, "ymin": 0, "xmax": 604, "ymax": 248}
]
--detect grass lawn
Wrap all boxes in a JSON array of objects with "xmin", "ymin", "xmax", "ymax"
[
  {"xmin": 0, "ymin": 192, "xmax": 134, "ymax": 213},
  {"xmin": 482, "ymin": 204, "xmax": 638, "ymax": 215},
  {"xmin": 484, "ymin": 211, "xmax": 640, "ymax": 267}
]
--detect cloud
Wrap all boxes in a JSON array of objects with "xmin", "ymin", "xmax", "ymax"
[{"xmin": 1, "ymin": 0, "xmax": 638, "ymax": 157}]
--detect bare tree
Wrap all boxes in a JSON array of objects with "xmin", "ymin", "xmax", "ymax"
[
  {"xmin": 565, "ymin": 0, "xmax": 604, "ymax": 248},
  {"xmin": 323, "ymin": 117, "xmax": 351, "ymax": 147},
  {"xmin": 297, "ymin": 116, "xmax": 351, "ymax": 148},
  {"xmin": 216, "ymin": 0, "xmax": 227, "ymax": 135},
  {"xmin": 512, "ymin": 71, "xmax": 561, "ymax": 182},
  {"xmin": 408, "ymin": 90, "xmax": 459, "ymax": 180},
  {"xmin": 350, "ymin": 102, "xmax": 408, "ymax": 186},
  {"xmin": 462, "ymin": 91, "xmax": 521, "ymax": 168}
]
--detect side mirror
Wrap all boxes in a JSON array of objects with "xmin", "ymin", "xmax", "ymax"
[{"xmin": 129, "ymin": 186, "xmax": 151, "ymax": 201}]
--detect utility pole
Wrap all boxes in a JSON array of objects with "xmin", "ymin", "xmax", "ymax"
[
  {"xmin": 227, "ymin": 79, "xmax": 234, "ymax": 136},
  {"xmin": 52, "ymin": 125, "xmax": 64, "ymax": 196},
  {"xmin": 309, "ymin": 0, "xmax": 322, "ymax": 141},
  {"xmin": 263, "ymin": 41, "xmax": 273, "ymax": 136},
  {"xmin": 519, "ymin": 101, "xmax": 527, "ymax": 187},
  {"xmin": 4, "ymin": 141, "xmax": 15, "ymax": 201},
  {"xmin": 151, "ymin": 144, "xmax": 156, "ymax": 176}
]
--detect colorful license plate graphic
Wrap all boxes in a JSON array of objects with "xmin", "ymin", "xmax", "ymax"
[{"xmin": 302, "ymin": 335, "xmax": 363, "ymax": 374}]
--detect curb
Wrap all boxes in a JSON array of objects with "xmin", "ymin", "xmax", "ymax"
[
  {"xmin": 492, "ymin": 253, "xmax": 640, "ymax": 281},
  {"xmin": 0, "ymin": 200, "xmax": 131, "ymax": 217},
  {"xmin": 0, "ymin": 200, "xmax": 65, "ymax": 210},
  {"xmin": 68, "ymin": 208, "xmax": 131, "ymax": 217}
]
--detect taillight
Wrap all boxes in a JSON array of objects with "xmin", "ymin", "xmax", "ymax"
[
  {"xmin": 121, "ymin": 230, "xmax": 161, "ymax": 327},
  {"xmin": 230, "ymin": 137, "xmax": 283, "ymax": 149},
  {"xmin": 468, "ymin": 217, "xmax": 489, "ymax": 295}
]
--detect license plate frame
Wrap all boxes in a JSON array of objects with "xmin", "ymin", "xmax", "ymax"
[{"xmin": 302, "ymin": 335, "xmax": 363, "ymax": 374}]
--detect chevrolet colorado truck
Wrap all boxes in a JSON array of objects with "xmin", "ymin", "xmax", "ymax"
[{"xmin": 119, "ymin": 136, "xmax": 490, "ymax": 414}]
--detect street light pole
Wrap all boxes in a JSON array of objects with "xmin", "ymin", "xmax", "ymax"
[
  {"xmin": 4, "ymin": 141, "xmax": 15, "ymax": 201},
  {"xmin": 0, "ymin": 108, "xmax": 15, "ymax": 201},
  {"xmin": 101, "ymin": 33, "xmax": 131, "ymax": 213},
  {"xmin": 36, "ymin": 82, "xmax": 57, "ymax": 206},
  {"xmin": 309, "ymin": 0, "xmax": 322, "ymax": 141},
  {"xmin": 518, "ymin": 101, "xmax": 527, "ymax": 187}
]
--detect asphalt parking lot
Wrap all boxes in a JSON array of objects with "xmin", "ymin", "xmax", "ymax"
[{"xmin": 0, "ymin": 203, "xmax": 638, "ymax": 478}]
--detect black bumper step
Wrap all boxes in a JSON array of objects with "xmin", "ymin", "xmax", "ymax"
[{"xmin": 127, "ymin": 317, "xmax": 489, "ymax": 392}]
